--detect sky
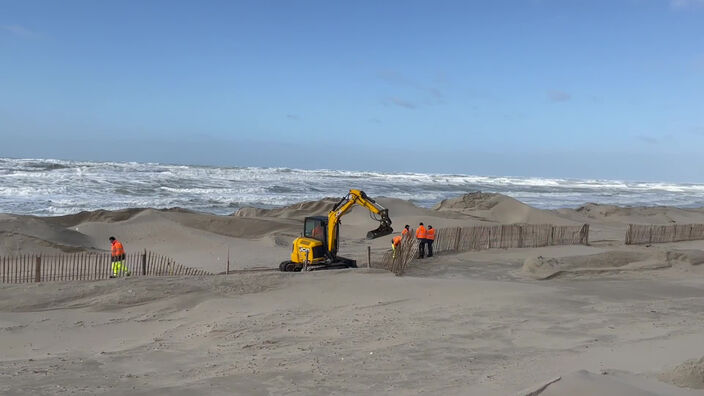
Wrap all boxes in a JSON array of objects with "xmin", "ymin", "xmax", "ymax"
[{"xmin": 1, "ymin": 0, "xmax": 704, "ymax": 181}]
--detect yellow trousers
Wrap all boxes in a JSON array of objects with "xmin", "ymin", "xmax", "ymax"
[{"xmin": 112, "ymin": 261, "xmax": 131, "ymax": 277}]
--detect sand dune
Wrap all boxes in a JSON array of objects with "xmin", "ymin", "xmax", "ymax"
[
  {"xmin": 0, "ymin": 193, "xmax": 494, "ymax": 266},
  {"xmin": 3, "ymin": 192, "xmax": 704, "ymax": 394},
  {"xmin": 43, "ymin": 207, "xmax": 161, "ymax": 227},
  {"xmin": 234, "ymin": 198, "xmax": 339, "ymax": 219},
  {"xmin": 557, "ymin": 203, "xmax": 704, "ymax": 225},
  {"xmin": 2, "ymin": 192, "xmax": 704, "ymax": 269},
  {"xmin": 0, "ymin": 214, "xmax": 99, "ymax": 255},
  {"xmin": 434, "ymin": 192, "xmax": 576, "ymax": 225},
  {"xmin": 0, "ymin": 207, "xmax": 302, "ymax": 267}
]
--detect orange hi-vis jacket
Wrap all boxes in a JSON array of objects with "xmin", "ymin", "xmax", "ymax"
[
  {"xmin": 111, "ymin": 240, "xmax": 125, "ymax": 262},
  {"xmin": 416, "ymin": 225, "xmax": 427, "ymax": 239},
  {"xmin": 402, "ymin": 228, "xmax": 409, "ymax": 236},
  {"xmin": 392, "ymin": 235, "xmax": 402, "ymax": 247},
  {"xmin": 426, "ymin": 228, "xmax": 435, "ymax": 241}
]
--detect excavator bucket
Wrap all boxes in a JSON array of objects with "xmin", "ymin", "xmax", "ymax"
[{"xmin": 366, "ymin": 224, "xmax": 393, "ymax": 239}]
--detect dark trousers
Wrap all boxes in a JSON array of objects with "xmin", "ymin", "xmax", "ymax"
[
  {"xmin": 427, "ymin": 240, "xmax": 434, "ymax": 257},
  {"xmin": 418, "ymin": 239, "xmax": 426, "ymax": 258}
]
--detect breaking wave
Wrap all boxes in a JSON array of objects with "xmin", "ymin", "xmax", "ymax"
[{"xmin": 1, "ymin": 157, "xmax": 704, "ymax": 216}]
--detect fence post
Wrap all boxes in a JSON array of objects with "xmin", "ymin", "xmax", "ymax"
[
  {"xmin": 35, "ymin": 255, "xmax": 41, "ymax": 283},
  {"xmin": 518, "ymin": 225, "xmax": 524, "ymax": 248},
  {"xmin": 142, "ymin": 250, "xmax": 147, "ymax": 276},
  {"xmin": 227, "ymin": 247, "xmax": 230, "ymax": 275},
  {"xmin": 367, "ymin": 246, "xmax": 371, "ymax": 268},
  {"xmin": 454, "ymin": 227, "xmax": 461, "ymax": 251},
  {"xmin": 648, "ymin": 226, "xmax": 653, "ymax": 244}
]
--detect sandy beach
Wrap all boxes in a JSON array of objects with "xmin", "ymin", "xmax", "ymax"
[{"xmin": 2, "ymin": 192, "xmax": 704, "ymax": 395}]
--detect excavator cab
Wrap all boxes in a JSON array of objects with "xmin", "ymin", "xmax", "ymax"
[
  {"xmin": 304, "ymin": 216, "xmax": 327, "ymax": 242},
  {"xmin": 302, "ymin": 216, "xmax": 330, "ymax": 262},
  {"xmin": 281, "ymin": 216, "xmax": 341, "ymax": 272}
]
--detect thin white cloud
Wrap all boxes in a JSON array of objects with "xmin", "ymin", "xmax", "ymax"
[
  {"xmin": 377, "ymin": 70, "xmax": 445, "ymax": 108},
  {"xmin": 286, "ymin": 114, "xmax": 300, "ymax": 120},
  {"xmin": 637, "ymin": 135, "xmax": 658, "ymax": 144},
  {"xmin": 1, "ymin": 24, "xmax": 37, "ymax": 38},
  {"xmin": 388, "ymin": 97, "xmax": 417, "ymax": 109},
  {"xmin": 547, "ymin": 90, "xmax": 571, "ymax": 102},
  {"xmin": 693, "ymin": 54, "xmax": 704, "ymax": 71},
  {"xmin": 670, "ymin": 0, "xmax": 704, "ymax": 8}
]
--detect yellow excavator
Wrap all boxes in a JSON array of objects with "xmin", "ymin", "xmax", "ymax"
[{"xmin": 279, "ymin": 189, "xmax": 393, "ymax": 272}]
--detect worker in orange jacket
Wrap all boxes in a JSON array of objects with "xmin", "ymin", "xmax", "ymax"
[
  {"xmin": 109, "ymin": 236, "xmax": 131, "ymax": 278},
  {"xmin": 391, "ymin": 235, "xmax": 402, "ymax": 258},
  {"xmin": 426, "ymin": 225, "xmax": 435, "ymax": 257},
  {"xmin": 416, "ymin": 222, "xmax": 427, "ymax": 258},
  {"xmin": 312, "ymin": 223, "xmax": 324, "ymax": 240},
  {"xmin": 401, "ymin": 225, "xmax": 410, "ymax": 236}
]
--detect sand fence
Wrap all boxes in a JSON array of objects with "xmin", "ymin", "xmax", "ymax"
[
  {"xmin": 625, "ymin": 224, "xmax": 704, "ymax": 245},
  {"xmin": 380, "ymin": 224, "xmax": 590, "ymax": 276},
  {"xmin": 0, "ymin": 250, "xmax": 211, "ymax": 284}
]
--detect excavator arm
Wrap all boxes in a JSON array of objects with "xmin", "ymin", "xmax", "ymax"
[{"xmin": 326, "ymin": 189, "xmax": 393, "ymax": 255}]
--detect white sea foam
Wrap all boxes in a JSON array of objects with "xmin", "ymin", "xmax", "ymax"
[{"xmin": 1, "ymin": 157, "xmax": 704, "ymax": 216}]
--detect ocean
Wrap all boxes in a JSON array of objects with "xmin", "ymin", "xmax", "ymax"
[{"xmin": 1, "ymin": 157, "xmax": 704, "ymax": 216}]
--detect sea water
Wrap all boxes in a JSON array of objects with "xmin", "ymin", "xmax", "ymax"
[{"xmin": 2, "ymin": 157, "xmax": 704, "ymax": 216}]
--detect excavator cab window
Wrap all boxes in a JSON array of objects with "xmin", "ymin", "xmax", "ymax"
[{"xmin": 304, "ymin": 217, "xmax": 326, "ymax": 241}]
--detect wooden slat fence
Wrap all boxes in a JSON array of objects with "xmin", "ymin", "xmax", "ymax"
[
  {"xmin": 0, "ymin": 250, "xmax": 212, "ymax": 284},
  {"xmin": 625, "ymin": 224, "xmax": 704, "ymax": 245},
  {"xmin": 380, "ymin": 224, "xmax": 589, "ymax": 276}
]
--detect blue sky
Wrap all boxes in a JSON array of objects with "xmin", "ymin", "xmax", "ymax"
[{"xmin": 2, "ymin": 0, "xmax": 704, "ymax": 181}]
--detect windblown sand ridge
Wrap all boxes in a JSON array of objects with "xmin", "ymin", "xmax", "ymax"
[{"xmin": 434, "ymin": 192, "xmax": 575, "ymax": 225}]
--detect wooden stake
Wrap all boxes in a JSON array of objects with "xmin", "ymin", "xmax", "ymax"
[
  {"xmin": 35, "ymin": 255, "xmax": 41, "ymax": 283},
  {"xmin": 367, "ymin": 246, "xmax": 371, "ymax": 269}
]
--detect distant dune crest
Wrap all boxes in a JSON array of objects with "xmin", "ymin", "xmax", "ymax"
[{"xmin": 235, "ymin": 198, "xmax": 338, "ymax": 219}]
